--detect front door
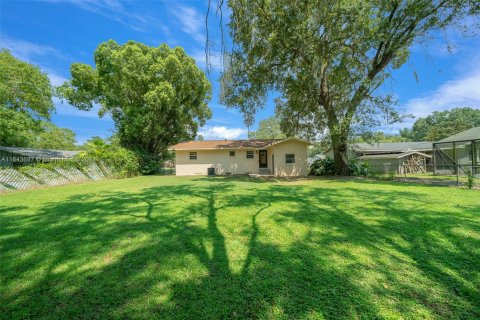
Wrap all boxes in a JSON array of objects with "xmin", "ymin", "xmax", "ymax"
[{"xmin": 259, "ymin": 150, "xmax": 268, "ymax": 168}]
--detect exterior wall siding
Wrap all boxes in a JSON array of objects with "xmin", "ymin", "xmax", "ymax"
[
  {"xmin": 269, "ymin": 141, "xmax": 309, "ymax": 176},
  {"xmin": 175, "ymin": 149, "xmax": 259, "ymax": 176}
]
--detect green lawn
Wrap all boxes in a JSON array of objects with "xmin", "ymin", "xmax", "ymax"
[{"xmin": 1, "ymin": 176, "xmax": 479, "ymax": 319}]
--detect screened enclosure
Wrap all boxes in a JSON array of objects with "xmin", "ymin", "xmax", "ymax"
[{"xmin": 433, "ymin": 128, "xmax": 480, "ymax": 177}]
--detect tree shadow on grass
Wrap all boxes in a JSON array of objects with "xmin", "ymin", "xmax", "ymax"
[{"xmin": 1, "ymin": 178, "xmax": 479, "ymax": 319}]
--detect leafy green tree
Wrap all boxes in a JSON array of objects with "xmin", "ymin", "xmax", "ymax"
[
  {"xmin": 249, "ymin": 116, "xmax": 287, "ymax": 139},
  {"xmin": 0, "ymin": 49, "xmax": 54, "ymax": 118},
  {"xmin": 218, "ymin": 0, "xmax": 479, "ymax": 174},
  {"xmin": 0, "ymin": 50, "xmax": 77, "ymax": 149},
  {"xmin": 59, "ymin": 40, "xmax": 212, "ymax": 173},
  {"xmin": 400, "ymin": 107, "xmax": 480, "ymax": 141},
  {"xmin": 0, "ymin": 106, "xmax": 77, "ymax": 149},
  {"xmin": 33, "ymin": 122, "xmax": 76, "ymax": 150},
  {"xmin": 356, "ymin": 131, "xmax": 409, "ymax": 143},
  {"xmin": 0, "ymin": 105, "xmax": 38, "ymax": 147}
]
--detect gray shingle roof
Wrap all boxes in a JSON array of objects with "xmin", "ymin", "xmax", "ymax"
[
  {"xmin": 351, "ymin": 141, "xmax": 433, "ymax": 152},
  {"xmin": 357, "ymin": 151, "xmax": 431, "ymax": 160},
  {"xmin": 0, "ymin": 146, "xmax": 80, "ymax": 159},
  {"xmin": 171, "ymin": 138, "xmax": 311, "ymax": 150},
  {"xmin": 437, "ymin": 127, "xmax": 480, "ymax": 143}
]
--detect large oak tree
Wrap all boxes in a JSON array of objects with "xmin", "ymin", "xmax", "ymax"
[{"xmin": 217, "ymin": 0, "xmax": 480, "ymax": 174}]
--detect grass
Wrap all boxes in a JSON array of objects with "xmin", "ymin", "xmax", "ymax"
[{"xmin": 1, "ymin": 176, "xmax": 479, "ymax": 319}]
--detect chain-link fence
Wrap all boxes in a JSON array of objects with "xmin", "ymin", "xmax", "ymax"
[
  {"xmin": 366, "ymin": 163, "xmax": 479, "ymax": 188},
  {"xmin": 158, "ymin": 167, "xmax": 175, "ymax": 175}
]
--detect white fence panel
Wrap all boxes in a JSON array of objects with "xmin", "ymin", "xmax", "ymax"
[{"xmin": 0, "ymin": 169, "xmax": 39, "ymax": 190}]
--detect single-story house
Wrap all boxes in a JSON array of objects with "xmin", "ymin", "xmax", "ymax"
[
  {"xmin": 0, "ymin": 146, "xmax": 80, "ymax": 168},
  {"xmin": 324, "ymin": 141, "xmax": 433, "ymax": 173},
  {"xmin": 171, "ymin": 138, "xmax": 311, "ymax": 176}
]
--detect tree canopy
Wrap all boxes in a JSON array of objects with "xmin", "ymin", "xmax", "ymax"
[
  {"xmin": 218, "ymin": 0, "xmax": 480, "ymax": 174},
  {"xmin": 249, "ymin": 116, "xmax": 287, "ymax": 139},
  {"xmin": 357, "ymin": 131, "xmax": 409, "ymax": 143},
  {"xmin": 59, "ymin": 40, "xmax": 212, "ymax": 172},
  {"xmin": 0, "ymin": 49, "xmax": 54, "ymax": 119},
  {"xmin": 34, "ymin": 122, "xmax": 77, "ymax": 150},
  {"xmin": 0, "ymin": 105, "xmax": 38, "ymax": 147},
  {"xmin": 0, "ymin": 50, "xmax": 76, "ymax": 150},
  {"xmin": 400, "ymin": 107, "xmax": 480, "ymax": 141}
]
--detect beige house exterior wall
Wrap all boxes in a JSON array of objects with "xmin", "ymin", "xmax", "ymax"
[
  {"xmin": 174, "ymin": 140, "xmax": 309, "ymax": 176},
  {"xmin": 175, "ymin": 149, "xmax": 259, "ymax": 176},
  {"xmin": 268, "ymin": 140, "xmax": 309, "ymax": 176}
]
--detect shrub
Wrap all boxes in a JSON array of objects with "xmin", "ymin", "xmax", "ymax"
[
  {"xmin": 78, "ymin": 137, "xmax": 140, "ymax": 178},
  {"xmin": 348, "ymin": 159, "xmax": 369, "ymax": 176},
  {"xmin": 309, "ymin": 157, "xmax": 335, "ymax": 176},
  {"xmin": 310, "ymin": 157, "xmax": 368, "ymax": 176},
  {"xmin": 132, "ymin": 149, "xmax": 162, "ymax": 175},
  {"xmin": 464, "ymin": 170, "xmax": 475, "ymax": 189}
]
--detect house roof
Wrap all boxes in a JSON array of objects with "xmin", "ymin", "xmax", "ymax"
[
  {"xmin": 350, "ymin": 141, "xmax": 433, "ymax": 153},
  {"xmin": 437, "ymin": 127, "xmax": 480, "ymax": 143},
  {"xmin": 357, "ymin": 151, "xmax": 431, "ymax": 160},
  {"xmin": 0, "ymin": 146, "xmax": 80, "ymax": 159},
  {"xmin": 171, "ymin": 138, "xmax": 311, "ymax": 150},
  {"xmin": 307, "ymin": 154, "xmax": 325, "ymax": 165}
]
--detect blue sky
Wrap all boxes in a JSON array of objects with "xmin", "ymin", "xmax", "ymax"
[{"xmin": 1, "ymin": 0, "xmax": 480, "ymax": 144}]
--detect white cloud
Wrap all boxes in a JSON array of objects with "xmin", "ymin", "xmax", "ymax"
[
  {"xmin": 0, "ymin": 36, "xmax": 66, "ymax": 62},
  {"xmin": 403, "ymin": 68, "xmax": 480, "ymax": 120},
  {"xmin": 198, "ymin": 126, "xmax": 248, "ymax": 139},
  {"xmin": 171, "ymin": 5, "xmax": 206, "ymax": 43}
]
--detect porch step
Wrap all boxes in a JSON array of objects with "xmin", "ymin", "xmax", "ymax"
[{"xmin": 259, "ymin": 168, "xmax": 271, "ymax": 175}]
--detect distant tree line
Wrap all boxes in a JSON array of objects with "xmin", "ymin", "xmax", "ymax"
[{"xmin": 400, "ymin": 107, "xmax": 480, "ymax": 141}]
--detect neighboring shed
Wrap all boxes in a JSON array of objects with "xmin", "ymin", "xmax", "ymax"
[
  {"xmin": 307, "ymin": 154, "xmax": 325, "ymax": 166},
  {"xmin": 324, "ymin": 141, "xmax": 433, "ymax": 159},
  {"xmin": 0, "ymin": 146, "xmax": 80, "ymax": 168},
  {"xmin": 433, "ymin": 127, "xmax": 480, "ymax": 176},
  {"xmin": 357, "ymin": 151, "xmax": 431, "ymax": 174}
]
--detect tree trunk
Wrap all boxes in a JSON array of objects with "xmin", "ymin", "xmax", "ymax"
[{"xmin": 330, "ymin": 132, "xmax": 349, "ymax": 175}]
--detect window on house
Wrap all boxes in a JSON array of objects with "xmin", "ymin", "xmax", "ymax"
[
  {"xmin": 189, "ymin": 152, "xmax": 197, "ymax": 160},
  {"xmin": 230, "ymin": 151, "xmax": 235, "ymax": 157},
  {"xmin": 246, "ymin": 151, "xmax": 254, "ymax": 159},
  {"xmin": 285, "ymin": 154, "xmax": 295, "ymax": 164}
]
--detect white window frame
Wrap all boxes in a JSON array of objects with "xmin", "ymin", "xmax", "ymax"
[
  {"xmin": 246, "ymin": 150, "xmax": 254, "ymax": 159},
  {"xmin": 189, "ymin": 152, "xmax": 197, "ymax": 160},
  {"xmin": 285, "ymin": 154, "xmax": 295, "ymax": 164}
]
